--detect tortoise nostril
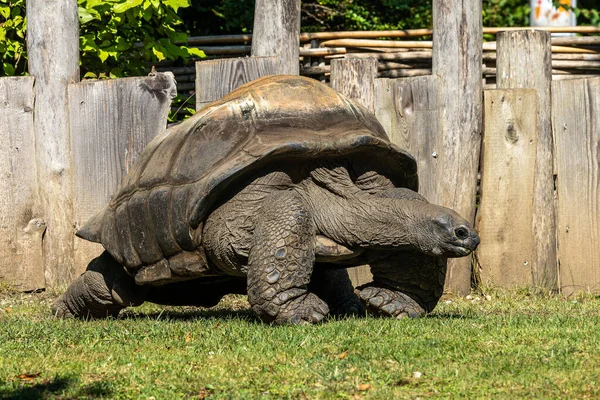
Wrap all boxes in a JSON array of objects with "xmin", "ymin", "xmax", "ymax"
[{"xmin": 455, "ymin": 226, "xmax": 470, "ymax": 240}]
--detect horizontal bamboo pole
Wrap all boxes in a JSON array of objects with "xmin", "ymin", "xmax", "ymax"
[
  {"xmin": 483, "ymin": 26, "xmax": 600, "ymax": 34},
  {"xmin": 300, "ymin": 65, "xmax": 330, "ymax": 75},
  {"xmin": 200, "ymin": 45, "xmax": 251, "ymax": 55},
  {"xmin": 346, "ymin": 47, "xmax": 411, "ymax": 53},
  {"xmin": 184, "ymin": 26, "xmax": 600, "ymax": 45},
  {"xmin": 484, "ymin": 51, "xmax": 600, "ymax": 62},
  {"xmin": 320, "ymin": 39, "xmax": 433, "ymax": 48},
  {"xmin": 483, "ymin": 42, "xmax": 600, "ymax": 53},
  {"xmin": 551, "ymin": 60, "xmax": 600, "ymax": 68},
  {"xmin": 301, "ymin": 29, "xmax": 433, "ymax": 41},
  {"xmin": 187, "ymin": 34, "xmax": 252, "ymax": 45},
  {"xmin": 551, "ymin": 36, "xmax": 600, "ymax": 46},
  {"xmin": 299, "ymin": 47, "xmax": 346, "ymax": 56},
  {"xmin": 550, "ymin": 53, "xmax": 600, "ymax": 61},
  {"xmin": 552, "ymin": 73, "xmax": 600, "ymax": 80},
  {"xmin": 301, "ymin": 61, "xmax": 429, "ymax": 75},
  {"xmin": 482, "ymin": 66, "xmax": 600, "ymax": 76},
  {"xmin": 378, "ymin": 68, "xmax": 432, "ymax": 78},
  {"xmin": 345, "ymin": 50, "xmax": 432, "ymax": 60}
]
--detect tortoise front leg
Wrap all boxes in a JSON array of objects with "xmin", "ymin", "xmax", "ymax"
[
  {"xmin": 247, "ymin": 191, "xmax": 329, "ymax": 324},
  {"xmin": 356, "ymin": 251, "xmax": 447, "ymax": 318}
]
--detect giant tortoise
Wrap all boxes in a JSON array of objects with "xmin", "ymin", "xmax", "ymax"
[{"xmin": 53, "ymin": 75, "xmax": 479, "ymax": 324}]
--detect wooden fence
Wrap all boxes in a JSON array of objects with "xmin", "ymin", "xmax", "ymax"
[
  {"xmin": 1, "ymin": 0, "xmax": 599, "ymax": 296},
  {"xmin": 0, "ymin": 73, "xmax": 175, "ymax": 291}
]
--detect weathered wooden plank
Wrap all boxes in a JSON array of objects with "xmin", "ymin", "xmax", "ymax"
[
  {"xmin": 27, "ymin": 0, "xmax": 80, "ymax": 288},
  {"xmin": 251, "ymin": 0, "xmax": 301, "ymax": 75},
  {"xmin": 330, "ymin": 58, "xmax": 378, "ymax": 112},
  {"xmin": 69, "ymin": 73, "xmax": 176, "ymax": 274},
  {"xmin": 496, "ymin": 30, "xmax": 557, "ymax": 290},
  {"xmin": 374, "ymin": 76, "xmax": 441, "ymax": 204},
  {"xmin": 432, "ymin": 0, "xmax": 483, "ymax": 294},
  {"xmin": 552, "ymin": 77, "xmax": 600, "ymax": 295},
  {"xmin": 329, "ymin": 57, "xmax": 377, "ymax": 286},
  {"xmin": 0, "ymin": 77, "xmax": 46, "ymax": 291},
  {"xmin": 476, "ymin": 89, "xmax": 538, "ymax": 287},
  {"xmin": 195, "ymin": 57, "xmax": 279, "ymax": 110}
]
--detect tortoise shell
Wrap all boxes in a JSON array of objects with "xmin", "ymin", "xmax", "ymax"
[{"xmin": 78, "ymin": 75, "xmax": 418, "ymax": 279}]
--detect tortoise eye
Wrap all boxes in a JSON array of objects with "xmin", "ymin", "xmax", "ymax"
[{"xmin": 454, "ymin": 227, "xmax": 470, "ymax": 240}]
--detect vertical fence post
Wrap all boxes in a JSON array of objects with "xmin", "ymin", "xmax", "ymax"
[
  {"xmin": 0, "ymin": 77, "xmax": 45, "ymax": 291},
  {"xmin": 496, "ymin": 30, "xmax": 557, "ymax": 290},
  {"xmin": 330, "ymin": 57, "xmax": 378, "ymax": 286},
  {"xmin": 477, "ymin": 89, "xmax": 539, "ymax": 287},
  {"xmin": 330, "ymin": 58, "xmax": 378, "ymax": 112},
  {"xmin": 195, "ymin": 57, "xmax": 279, "ymax": 110},
  {"xmin": 552, "ymin": 77, "xmax": 600, "ymax": 296},
  {"xmin": 432, "ymin": 0, "xmax": 483, "ymax": 294},
  {"xmin": 27, "ymin": 0, "xmax": 80, "ymax": 288},
  {"xmin": 251, "ymin": 0, "xmax": 301, "ymax": 75}
]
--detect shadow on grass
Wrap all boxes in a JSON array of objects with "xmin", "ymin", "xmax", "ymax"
[
  {"xmin": 427, "ymin": 313, "xmax": 474, "ymax": 320},
  {"xmin": 0, "ymin": 376, "xmax": 114, "ymax": 400},
  {"xmin": 119, "ymin": 306, "xmax": 472, "ymax": 324},
  {"xmin": 120, "ymin": 307, "xmax": 261, "ymax": 323}
]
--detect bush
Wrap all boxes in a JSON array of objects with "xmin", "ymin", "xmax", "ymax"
[
  {"xmin": 79, "ymin": 0, "xmax": 204, "ymax": 78},
  {"xmin": 0, "ymin": 0, "xmax": 204, "ymax": 78},
  {"xmin": 0, "ymin": 0, "xmax": 26, "ymax": 76}
]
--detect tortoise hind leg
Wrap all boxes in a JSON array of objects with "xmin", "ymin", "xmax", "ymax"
[
  {"xmin": 309, "ymin": 267, "xmax": 365, "ymax": 318},
  {"xmin": 52, "ymin": 251, "xmax": 148, "ymax": 319}
]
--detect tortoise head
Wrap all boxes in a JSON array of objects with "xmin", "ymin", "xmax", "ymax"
[{"xmin": 407, "ymin": 203, "xmax": 480, "ymax": 257}]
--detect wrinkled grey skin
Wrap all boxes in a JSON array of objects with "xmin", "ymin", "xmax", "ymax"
[{"xmin": 53, "ymin": 160, "xmax": 479, "ymax": 324}]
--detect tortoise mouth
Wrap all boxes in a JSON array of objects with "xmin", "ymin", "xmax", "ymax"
[{"xmin": 441, "ymin": 234, "xmax": 480, "ymax": 257}]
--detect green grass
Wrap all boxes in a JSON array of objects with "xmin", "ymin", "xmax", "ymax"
[{"xmin": 1, "ymin": 287, "xmax": 600, "ymax": 399}]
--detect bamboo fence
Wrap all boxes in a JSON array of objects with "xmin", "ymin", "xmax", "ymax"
[{"xmin": 159, "ymin": 26, "xmax": 600, "ymax": 102}]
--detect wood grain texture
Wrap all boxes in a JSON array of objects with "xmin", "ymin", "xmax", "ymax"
[
  {"xmin": 329, "ymin": 57, "xmax": 377, "ymax": 286},
  {"xmin": 251, "ymin": 0, "xmax": 301, "ymax": 75},
  {"xmin": 27, "ymin": 0, "xmax": 80, "ymax": 288},
  {"xmin": 0, "ymin": 77, "xmax": 46, "ymax": 291},
  {"xmin": 69, "ymin": 73, "xmax": 176, "ymax": 275},
  {"xmin": 496, "ymin": 30, "xmax": 557, "ymax": 290},
  {"xmin": 374, "ymin": 76, "xmax": 442, "ymax": 204},
  {"xmin": 477, "ymin": 89, "xmax": 538, "ymax": 287},
  {"xmin": 195, "ymin": 57, "xmax": 278, "ymax": 110},
  {"xmin": 552, "ymin": 77, "xmax": 600, "ymax": 295},
  {"xmin": 432, "ymin": 0, "xmax": 483, "ymax": 294},
  {"xmin": 330, "ymin": 58, "xmax": 378, "ymax": 112}
]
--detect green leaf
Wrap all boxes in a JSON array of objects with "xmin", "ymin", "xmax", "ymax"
[
  {"xmin": 0, "ymin": 5, "xmax": 9, "ymax": 19},
  {"xmin": 83, "ymin": 71, "xmax": 98, "ymax": 79},
  {"xmin": 187, "ymin": 47, "xmax": 205, "ymax": 58},
  {"xmin": 78, "ymin": 7, "xmax": 96, "ymax": 24},
  {"xmin": 3, "ymin": 62, "xmax": 15, "ymax": 76},
  {"xmin": 113, "ymin": 0, "xmax": 144, "ymax": 14},
  {"xmin": 162, "ymin": 0, "xmax": 188, "ymax": 12},
  {"xmin": 98, "ymin": 49, "xmax": 109, "ymax": 62},
  {"xmin": 114, "ymin": 36, "xmax": 131, "ymax": 51},
  {"xmin": 152, "ymin": 46, "xmax": 165, "ymax": 61}
]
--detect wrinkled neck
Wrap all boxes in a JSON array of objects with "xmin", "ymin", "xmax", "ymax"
[{"xmin": 304, "ymin": 187, "xmax": 430, "ymax": 249}]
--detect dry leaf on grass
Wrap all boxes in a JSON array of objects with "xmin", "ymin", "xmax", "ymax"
[
  {"xmin": 185, "ymin": 332, "xmax": 191, "ymax": 343},
  {"xmin": 357, "ymin": 383, "xmax": 371, "ymax": 391},
  {"xmin": 17, "ymin": 373, "xmax": 41, "ymax": 381},
  {"xmin": 338, "ymin": 351, "xmax": 348, "ymax": 359}
]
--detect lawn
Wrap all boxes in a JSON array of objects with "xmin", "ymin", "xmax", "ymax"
[{"xmin": 1, "ymin": 286, "xmax": 599, "ymax": 399}]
